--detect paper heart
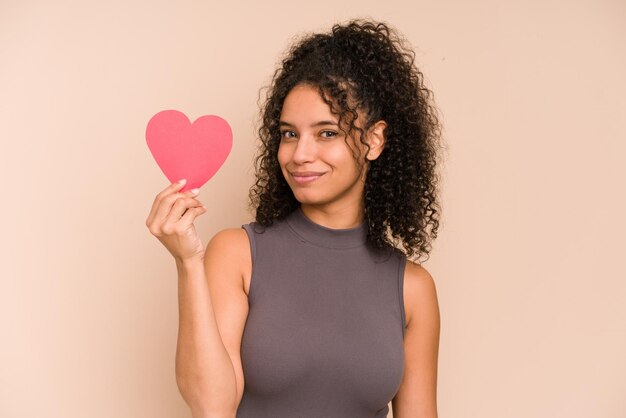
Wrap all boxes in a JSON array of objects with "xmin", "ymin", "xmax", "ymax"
[{"xmin": 146, "ymin": 110, "xmax": 232, "ymax": 192}]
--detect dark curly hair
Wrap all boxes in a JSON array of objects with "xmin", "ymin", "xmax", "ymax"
[{"xmin": 248, "ymin": 18, "xmax": 444, "ymax": 263}]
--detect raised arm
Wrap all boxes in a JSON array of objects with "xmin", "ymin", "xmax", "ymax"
[
  {"xmin": 145, "ymin": 180, "xmax": 250, "ymax": 418},
  {"xmin": 175, "ymin": 229, "xmax": 251, "ymax": 417}
]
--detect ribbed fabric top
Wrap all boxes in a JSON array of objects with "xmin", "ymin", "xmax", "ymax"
[
  {"xmin": 237, "ymin": 207, "xmax": 407, "ymax": 418},
  {"xmin": 285, "ymin": 206, "xmax": 369, "ymax": 249}
]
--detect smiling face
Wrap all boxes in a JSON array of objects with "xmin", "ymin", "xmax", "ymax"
[{"xmin": 277, "ymin": 83, "xmax": 385, "ymax": 212}]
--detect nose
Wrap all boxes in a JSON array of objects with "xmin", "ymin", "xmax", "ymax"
[{"xmin": 291, "ymin": 133, "xmax": 317, "ymax": 165}]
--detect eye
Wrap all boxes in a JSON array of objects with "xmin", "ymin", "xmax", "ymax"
[
  {"xmin": 280, "ymin": 130, "xmax": 297, "ymax": 140},
  {"xmin": 320, "ymin": 130, "xmax": 337, "ymax": 139}
]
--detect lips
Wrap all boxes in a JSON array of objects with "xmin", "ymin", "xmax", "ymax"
[{"xmin": 290, "ymin": 171, "xmax": 325, "ymax": 185}]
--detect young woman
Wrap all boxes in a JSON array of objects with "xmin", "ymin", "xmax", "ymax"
[{"xmin": 146, "ymin": 19, "xmax": 442, "ymax": 418}]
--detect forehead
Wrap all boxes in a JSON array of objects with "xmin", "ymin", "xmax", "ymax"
[
  {"xmin": 282, "ymin": 85, "xmax": 332, "ymax": 113},
  {"xmin": 280, "ymin": 83, "xmax": 365, "ymax": 127}
]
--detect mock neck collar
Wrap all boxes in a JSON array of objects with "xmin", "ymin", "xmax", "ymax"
[{"xmin": 285, "ymin": 206, "xmax": 368, "ymax": 249}]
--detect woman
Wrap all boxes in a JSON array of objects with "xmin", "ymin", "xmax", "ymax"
[{"xmin": 146, "ymin": 19, "xmax": 442, "ymax": 418}]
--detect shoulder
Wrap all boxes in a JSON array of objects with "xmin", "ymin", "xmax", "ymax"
[
  {"xmin": 206, "ymin": 227, "xmax": 250, "ymax": 256},
  {"xmin": 403, "ymin": 260, "xmax": 440, "ymax": 328},
  {"xmin": 204, "ymin": 228, "xmax": 252, "ymax": 279},
  {"xmin": 393, "ymin": 260, "xmax": 440, "ymax": 415}
]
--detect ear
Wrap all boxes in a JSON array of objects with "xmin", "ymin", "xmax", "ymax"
[{"xmin": 365, "ymin": 120, "xmax": 387, "ymax": 161}]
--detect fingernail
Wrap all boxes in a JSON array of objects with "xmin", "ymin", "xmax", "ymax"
[
  {"xmin": 190, "ymin": 188, "xmax": 199, "ymax": 194},
  {"xmin": 177, "ymin": 179, "xmax": 187, "ymax": 184}
]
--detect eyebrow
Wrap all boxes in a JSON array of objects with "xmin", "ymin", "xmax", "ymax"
[{"xmin": 279, "ymin": 120, "xmax": 338, "ymax": 128}]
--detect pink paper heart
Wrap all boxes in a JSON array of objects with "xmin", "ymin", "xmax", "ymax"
[{"xmin": 146, "ymin": 110, "xmax": 232, "ymax": 192}]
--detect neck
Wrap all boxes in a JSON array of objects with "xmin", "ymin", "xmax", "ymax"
[{"xmin": 299, "ymin": 200, "xmax": 365, "ymax": 229}]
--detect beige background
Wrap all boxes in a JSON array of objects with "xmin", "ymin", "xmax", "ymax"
[{"xmin": 1, "ymin": 0, "xmax": 624, "ymax": 417}]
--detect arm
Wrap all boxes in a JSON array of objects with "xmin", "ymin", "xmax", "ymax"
[
  {"xmin": 175, "ymin": 228, "xmax": 250, "ymax": 418},
  {"xmin": 392, "ymin": 262, "xmax": 441, "ymax": 418}
]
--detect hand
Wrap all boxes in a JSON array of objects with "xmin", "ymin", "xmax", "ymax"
[{"xmin": 145, "ymin": 179, "xmax": 208, "ymax": 263}]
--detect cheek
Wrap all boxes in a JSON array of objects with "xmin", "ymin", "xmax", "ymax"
[
  {"xmin": 277, "ymin": 144, "xmax": 288, "ymax": 167},
  {"xmin": 325, "ymin": 147, "xmax": 358, "ymax": 173}
]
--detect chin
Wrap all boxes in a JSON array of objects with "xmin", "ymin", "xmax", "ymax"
[{"xmin": 290, "ymin": 189, "xmax": 332, "ymax": 206}]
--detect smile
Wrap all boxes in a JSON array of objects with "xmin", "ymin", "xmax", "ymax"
[{"xmin": 291, "ymin": 172, "xmax": 325, "ymax": 185}]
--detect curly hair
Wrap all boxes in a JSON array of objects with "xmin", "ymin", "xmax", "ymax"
[{"xmin": 248, "ymin": 18, "xmax": 444, "ymax": 263}]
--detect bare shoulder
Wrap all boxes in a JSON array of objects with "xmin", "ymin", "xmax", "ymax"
[
  {"xmin": 204, "ymin": 227, "xmax": 252, "ymax": 295},
  {"xmin": 206, "ymin": 227, "xmax": 250, "ymax": 257},
  {"xmin": 203, "ymin": 227, "xmax": 252, "ymax": 406},
  {"xmin": 394, "ymin": 261, "xmax": 440, "ymax": 417},
  {"xmin": 403, "ymin": 260, "xmax": 440, "ymax": 328}
]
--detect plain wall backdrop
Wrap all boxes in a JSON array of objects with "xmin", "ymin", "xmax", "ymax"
[{"xmin": 1, "ymin": 0, "xmax": 625, "ymax": 417}]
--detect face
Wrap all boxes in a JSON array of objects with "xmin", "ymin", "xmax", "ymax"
[{"xmin": 277, "ymin": 83, "xmax": 384, "ymax": 210}]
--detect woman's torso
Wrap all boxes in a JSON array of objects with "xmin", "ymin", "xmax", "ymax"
[{"xmin": 236, "ymin": 207, "xmax": 407, "ymax": 418}]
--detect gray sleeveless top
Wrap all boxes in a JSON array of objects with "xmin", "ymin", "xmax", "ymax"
[{"xmin": 237, "ymin": 207, "xmax": 407, "ymax": 418}]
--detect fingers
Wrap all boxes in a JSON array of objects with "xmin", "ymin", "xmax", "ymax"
[
  {"xmin": 167, "ymin": 191, "xmax": 204, "ymax": 221},
  {"xmin": 178, "ymin": 205, "xmax": 208, "ymax": 226},
  {"xmin": 160, "ymin": 195, "xmax": 205, "ymax": 235},
  {"xmin": 146, "ymin": 179, "xmax": 204, "ymax": 232},
  {"xmin": 146, "ymin": 179, "xmax": 187, "ymax": 226}
]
